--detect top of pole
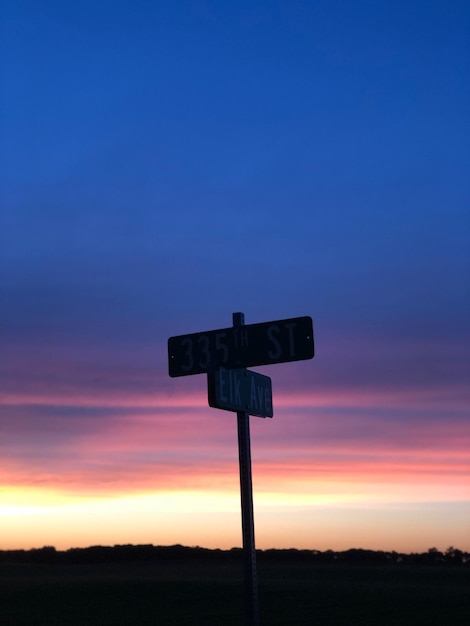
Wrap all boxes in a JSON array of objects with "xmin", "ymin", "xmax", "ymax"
[{"xmin": 233, "ymin": 312, "xmax": 245, "ymax": 327}]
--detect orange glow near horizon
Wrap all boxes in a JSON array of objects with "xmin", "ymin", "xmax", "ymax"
[
  {"xmin": 2, "ymin": 374, "xmax": 469, "ymax": 554},
  {"xmin": 2, "ymin": 441, "xmax": 469, "ymax": 553},
  {"xmin": 2, "ymin": 484, "xmax": 469, "ymax": 554}
]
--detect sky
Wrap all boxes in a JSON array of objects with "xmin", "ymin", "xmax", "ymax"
[{"xmin": 1, "ymin": 0, "xmax": 469, "ymax": 553}]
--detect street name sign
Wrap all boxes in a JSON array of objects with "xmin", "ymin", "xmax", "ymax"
[
  {"xmin": 168, "ymin": 315, "xmax": 314, "ymax": 377},
  {"xmin": 208, "ymin": 367, "xmax": 273, "ymax": 418}
]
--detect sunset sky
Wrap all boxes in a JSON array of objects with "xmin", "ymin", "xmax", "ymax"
[{"xmin": 1, "ymin": 0, "xmax": 469, "ymax": 553}]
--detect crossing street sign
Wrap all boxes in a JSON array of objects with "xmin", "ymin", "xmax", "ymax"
[
  {"xmin": 208, "ymin": 367, "xmax": 273, "ymax": 418},
  {"xmin": 168, "ymin": 315, "xmax": 314, "ymax": 377},
  {"xmin": 167, "ymin": 312, "xmax": 315, "ymax": 626}
]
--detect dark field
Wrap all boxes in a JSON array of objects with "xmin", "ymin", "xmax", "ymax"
[{"xmin": 2, "ymin": 552, "xmax": 469, "ymax": 625}]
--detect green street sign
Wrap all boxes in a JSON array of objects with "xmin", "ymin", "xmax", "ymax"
[
  {"xmin": 208, "ymin": 367, "xmax": 273, "ymax": 418},
  {"xmin": 168, "ymin": 315, "xmax": 314, "ymax": 377}
]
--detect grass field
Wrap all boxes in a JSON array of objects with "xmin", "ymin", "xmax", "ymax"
[{"xmin": 1, "ymin": 556, "xmax": 469, "ymax": 625}]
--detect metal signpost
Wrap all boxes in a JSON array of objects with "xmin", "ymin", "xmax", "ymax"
[
  {"xmin": 168, "ymin": 313, "xmax": 314, "ymax": 626},
  {"xmin": 232, "ymin": 312, "xmax": 259, "ymax": 626}
]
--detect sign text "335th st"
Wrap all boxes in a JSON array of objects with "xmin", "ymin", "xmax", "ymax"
[{"xmin": 168, "ymin": 316, "xmax": 314, "ymax": 377}]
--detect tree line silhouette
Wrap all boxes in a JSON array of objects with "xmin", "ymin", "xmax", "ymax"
[{"xmin": 1, "ymin": 544, "xmax": 468, "ymax": 566}]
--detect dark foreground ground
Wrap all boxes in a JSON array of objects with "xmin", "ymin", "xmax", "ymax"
[{"xmin": 1, "ymin": 551, "xmax": 469, "ymax": 625}]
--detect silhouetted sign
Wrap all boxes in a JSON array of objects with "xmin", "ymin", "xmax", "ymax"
[
  {"xmin": 168, "ymin": 316, "xmax": 314, "ymax": 377},
  {"xmin": 208, "ymin": 367, "xmax": 273, "ymax": 418}
]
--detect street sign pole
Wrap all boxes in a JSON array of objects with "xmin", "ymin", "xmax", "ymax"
[
  {"xmin": 233, "ymin": 312, "xmax": 259, "ymax": 626},
  {"xmin": 168, "ymin": 312, "xmax": 314, "ymax": 625}
]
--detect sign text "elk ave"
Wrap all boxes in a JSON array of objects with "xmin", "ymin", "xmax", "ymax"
[{"xmin": 208, "ymin": 367, "xmax": 273, "ymax": 418}]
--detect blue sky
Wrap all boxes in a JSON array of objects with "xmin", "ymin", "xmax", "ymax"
[{"xmin": 1, "ymin": 0, "xmax": 469, "ymax": 551}]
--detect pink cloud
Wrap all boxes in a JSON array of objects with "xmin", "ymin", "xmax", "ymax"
[{"xmin": 1, "ymin": 329, "xmax": 468, "ymax": 504}]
